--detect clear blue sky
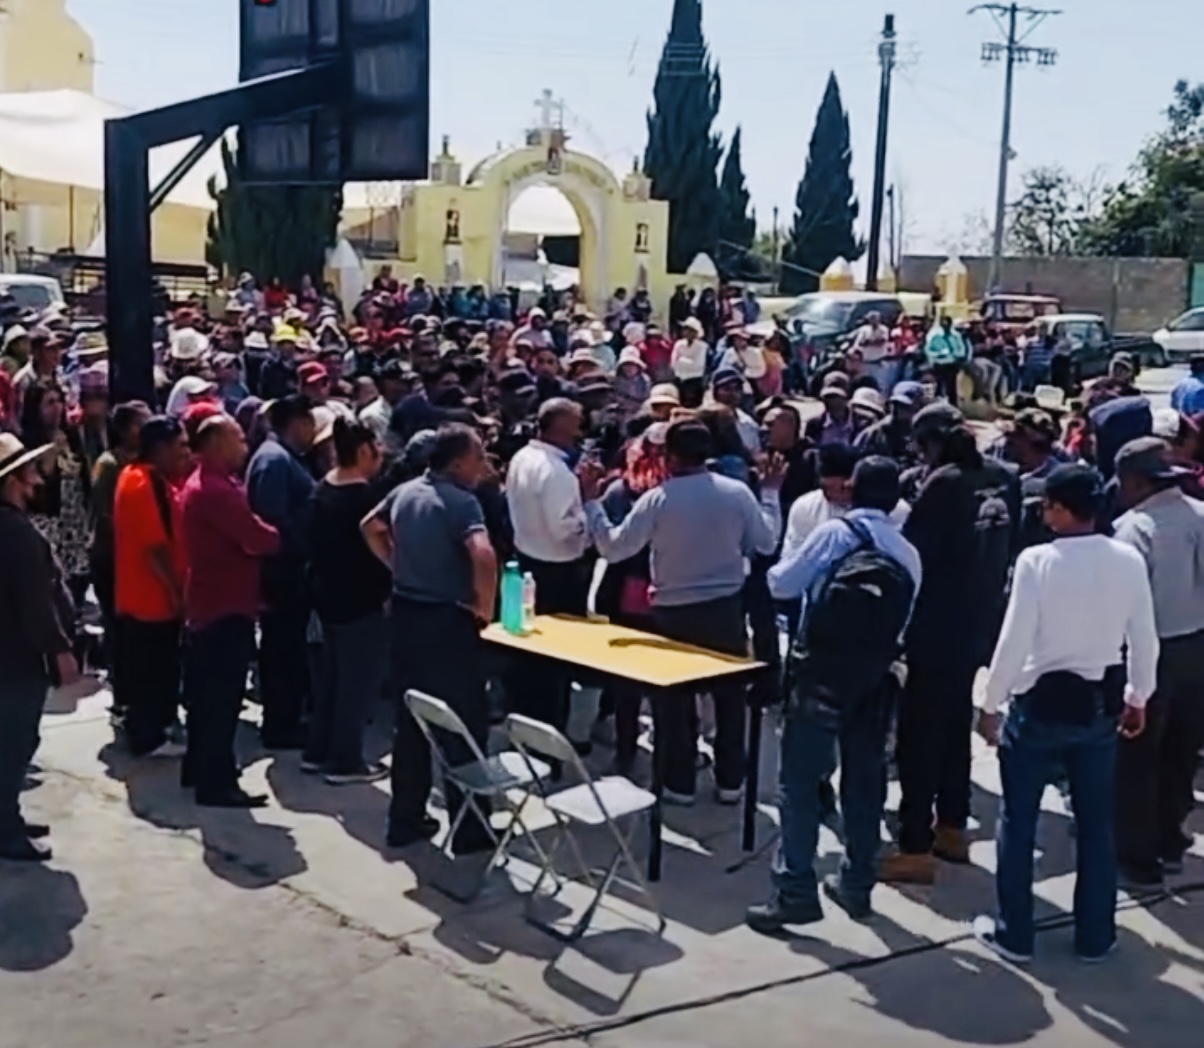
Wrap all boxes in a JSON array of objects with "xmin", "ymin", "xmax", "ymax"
[{"xmin": 69, "ymin": 0, "xmax": 1204, "ymax": 254}]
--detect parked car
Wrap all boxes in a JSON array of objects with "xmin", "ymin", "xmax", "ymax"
[
  {"xmin": 0, "ymin": 274, "xmax": 66, "ymax": 318},
  {"xmin": 1153, "ymin": 307, "xmax": 1204, "ymax": 361},
  {"xmin": 1029, "ymin": 313, "xmax": 1168, "ymax": 384},
  {"xmin": 979, "ymin": 293, "xmax": 1062, "ymax": 339},
  {"xmin": 780, "ymin": 291, "xmax": 905, "ymax": 364}
]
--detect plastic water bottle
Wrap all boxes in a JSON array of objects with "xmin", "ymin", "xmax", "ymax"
[
  {"xmin": 500, "ymin": 561, "xmax": 523, "ymax": 633},
  {"xmin": 521, "ymin": 572, "xmax": 537, "ymax": 633}
]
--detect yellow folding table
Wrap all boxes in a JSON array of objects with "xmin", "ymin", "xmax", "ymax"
[{"xmin": 483, "ymin": 615, "xmax": 766, "ymax": 881}]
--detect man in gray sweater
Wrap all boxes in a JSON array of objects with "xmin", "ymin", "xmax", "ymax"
[
  {"xmin": 580, "ymin": 418, "xmax": 776, "ymax": 804},
  {"xmin": 0, "ymin": 433, "xmax": 79, "ymax": 862}
]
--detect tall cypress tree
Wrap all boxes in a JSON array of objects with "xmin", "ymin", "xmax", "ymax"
[
  {"xmin": 643, "ymin": 0, "xmax": 723, "ymax": 274},
  {"xmin": 780, "ymin": 73, "xmax": 863, "ymax": 295},
  {"xmin": 717, "ymin": 126, "xmax": 756, "ymax": 279},
  {"xmin": 205, "ymin": 138, "xmax": 344, "ymax": 287}
]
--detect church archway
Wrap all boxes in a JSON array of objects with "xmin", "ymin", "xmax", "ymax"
[
  {"xmin": 501, "ymin": 184, "xmax": 582, "ymax": 295},
  {"xmin": 470, "ymin": 137, "xmax": 619, "ymax": 309}
]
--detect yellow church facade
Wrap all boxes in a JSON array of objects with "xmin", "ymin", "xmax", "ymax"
[{"xmin": 367, "ymin": 128, "xmax": 674, "ymax": 310}]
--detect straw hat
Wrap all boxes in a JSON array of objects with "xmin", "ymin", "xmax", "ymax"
[{"xmin": 0, "ymin": 432, "xmax": 51, "ymax": 482}]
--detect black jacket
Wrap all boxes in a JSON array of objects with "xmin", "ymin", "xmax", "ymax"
[{"xmin": 0, "ymin": 503, "xmax": 74, "ymax": 681}]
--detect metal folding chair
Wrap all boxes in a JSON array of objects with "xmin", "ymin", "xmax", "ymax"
[
  {"xmin": 405, "ymin": 690, "xmax": 550, "ymax": 902},
  {"xmin": 505, "ymin": 713, "xmax": 666, "ymax": 942}
]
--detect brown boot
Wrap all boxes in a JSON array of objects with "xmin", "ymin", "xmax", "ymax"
[
  {"xmin": 933, "ymin": 824, "xmax": 970, "ymax": 865},
  {"xmin": 878, "ymin": 849, "xmax": 936, "ymax": 885}
]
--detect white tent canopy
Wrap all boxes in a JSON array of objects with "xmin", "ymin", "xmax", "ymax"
[{"xmin": 0, "ymin": 89, "xmax": 583, "ymax": 236}]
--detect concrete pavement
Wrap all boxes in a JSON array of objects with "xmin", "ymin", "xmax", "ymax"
[{"xmin": 3, "ymin": 686, "xmax": 1201, "ymax": 1048}]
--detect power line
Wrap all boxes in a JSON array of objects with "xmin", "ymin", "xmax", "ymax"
[{"xmin": 969, "ymin": 2, "xmax": 1062, "ymax": 290}]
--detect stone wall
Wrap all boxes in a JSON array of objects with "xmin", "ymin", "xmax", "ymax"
[{"xmin": 898, "ymin": 255, "xmax": 1191, "ymax": 333}]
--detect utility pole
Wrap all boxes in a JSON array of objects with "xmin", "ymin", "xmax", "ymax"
[
  {"xmin": 771, "ymin": 205, "xmax": 780, "ymax": 293},
  {"xmin": 865, "ymin": 13, "xmax": 896, "ymax": 291},
  {"xmin": 971, "ymin": 3, "xmax": 1061, "ymax": 292},
  {"xmin": 886, "ymin": 184, "xmax": 897, "ymax": 273}
]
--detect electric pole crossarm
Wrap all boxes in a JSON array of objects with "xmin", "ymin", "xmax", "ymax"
[{"xmin": 970, "ymin": 2, "xmax": 1060, "ymax": 291}]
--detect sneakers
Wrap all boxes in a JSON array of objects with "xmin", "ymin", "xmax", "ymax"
[
  {"xmin": 145, "ymin": 740, "xmax": 187, "ymax": 759},
  {"xmin": 324, "ymin": 763, "xmax": 389, "ymax": 786},
  {"xmin": 933, "ymin": 824, "xmax": 971, "ymax": 865},
  {"xmin": 715, "ymin": 786, "xmax": 742, "ymax": 806},
  {"xmin": 299, "ymin": 759, "xmax": 324, "ymax": 775},
  {"xmin": 745, "ymin": 896, "xmax": 824, "ymax": 934},
  {"xmin": 972, "ymin": 916, "xmax": 1032, "ymax": 965},
  {"xmin": 878, "ymin": 849, "xmax": 937, "ymax": 885}
]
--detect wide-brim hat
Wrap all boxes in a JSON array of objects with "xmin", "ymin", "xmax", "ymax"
[{"xmin": 0, "ymin": 433, "xmax": 51, "ymax": 482}]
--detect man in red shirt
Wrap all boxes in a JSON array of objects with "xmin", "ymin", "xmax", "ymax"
[
  {"xmin": 638, "ymin": 322, "xmax": 674, "ymax": 384},
  {"xmin": 180, "ymin": 416, "xmax": 280, "ymax": 807}
]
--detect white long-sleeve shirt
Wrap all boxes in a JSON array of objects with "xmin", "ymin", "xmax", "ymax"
[
  {"xmin": 671, "ymin": 337, "xmax": 709, "ymax": 381},
  {"xmin": 780, "ymin": 490, "xmax": 910, "ymax": 558},
  {"xmin": 983, "ymin": 535, "xmax": 1159, "ymax": 714},
  {"xmin": 505, "ymin": 440, "xmax": 589, "ymax": 563}
]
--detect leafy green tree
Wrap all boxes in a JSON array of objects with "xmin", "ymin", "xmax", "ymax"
[
  {"xmin": 206, "ymin": 138, "xmax": 344, "ymax": 286},
  {"xmin": 643, "ymin": 0, "xmax": 723, "ymax": 274},
  {"xmin": 1008, "ymin": 166, "xmax": 1093, "ymax": 255},
  {"xmin": 780, "ymin": 73, "xmax": 863, "ymax": 295},
  {"xmin": 1079, "ymin": 80, "xmax": 1204, "ymax": 257},
  {"xmin": 716, "ymin": 126, "xmax": 756, "ymax": 278}
]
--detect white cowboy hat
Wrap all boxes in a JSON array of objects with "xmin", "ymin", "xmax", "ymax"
[
  {"xmin": 169, "ymin": 328, "xmax": 210, "ymax": 362},
  {"xmin": 0, "ymin": 432, "xmax": 52, "ymax": 482}
]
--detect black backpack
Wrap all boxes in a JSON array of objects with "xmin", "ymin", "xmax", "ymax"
[{"xmin": 789, "ymin": 518, "xmax": 916, "ymax": 709}]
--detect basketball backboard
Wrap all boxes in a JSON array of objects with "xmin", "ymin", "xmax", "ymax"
[{"xmin": 238, "ymin": 0, "xmax": 430, "ymax": 184}]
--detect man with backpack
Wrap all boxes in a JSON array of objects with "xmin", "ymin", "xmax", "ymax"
[
  {"xmin": 883, "ymin": 405, "xmax": 1020, "ymax": 884},
  {"xmin": 747, "ymin": 457, "xmax": 921, "ymax": 931}
]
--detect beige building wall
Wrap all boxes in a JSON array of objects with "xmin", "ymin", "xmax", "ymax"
[{"xmin": 0, "ymin": 0, "xmax": 95, "ymax": 94}]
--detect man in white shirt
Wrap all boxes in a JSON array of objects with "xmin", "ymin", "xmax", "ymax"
[
  {"xmin": 781, "ymin": 444, "xmax": 909, "ymax": 560},
  {"xmin": 671, "ymin": 317, "xmax": 709, "ymax": 407},
  {"xmin": 974, "ymin": 463, "xmax": 1158, "ymax": 966},
  {"xmin": 851, "ymin": 311, "xmax": 895, "ymax": 389},
  {"xmin": 505, "ymin": 398, "xmax": 593, "ymax": 730}
]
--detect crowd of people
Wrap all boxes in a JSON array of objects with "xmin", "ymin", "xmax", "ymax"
[{"xmin": 1, "ymin": 269, "xmax": 1202, "ymax": 969}]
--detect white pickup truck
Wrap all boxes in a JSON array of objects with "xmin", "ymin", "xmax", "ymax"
[{"xmin": 1153, "ymin": 307, "xmax": 1204, "ymax": 361}]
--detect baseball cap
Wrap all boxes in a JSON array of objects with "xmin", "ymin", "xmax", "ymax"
[
  {"xmin": 575, "ymin": 373, "xmax": 612, "ymax": 396},
  {"xmin": 1044, "ymin": 462, "xmax": 1104, "ymax": 515},
  {"xmin": 889, "ymin": 380, "xmax": 924, "ymax": 407},
  {"xmin": 1114, "ymin": 436, "xmax": 1195, "ymax": 481},
  {"xmin": 912, "ymin": 402, "xmax": 964, "ymax": 441},
  {"xmin": 711, "ymin": 366, "xmax": 743, "ymax": 390},
  {"xmin": 497, "ymin": 368, "xmax": 537, "ymax": 395},
  {"xmin": 297, "ymin": 361, "xmax": 328, "ymax": 385}
]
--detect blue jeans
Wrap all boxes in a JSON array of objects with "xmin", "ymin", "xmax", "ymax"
[
  {"xmin": 773, "ymin": 694, "xmax": 890, "ymax": 908},
  {"xmin": 995, "ymin": 706, "xmax": 1118, "ymax": 957}
]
